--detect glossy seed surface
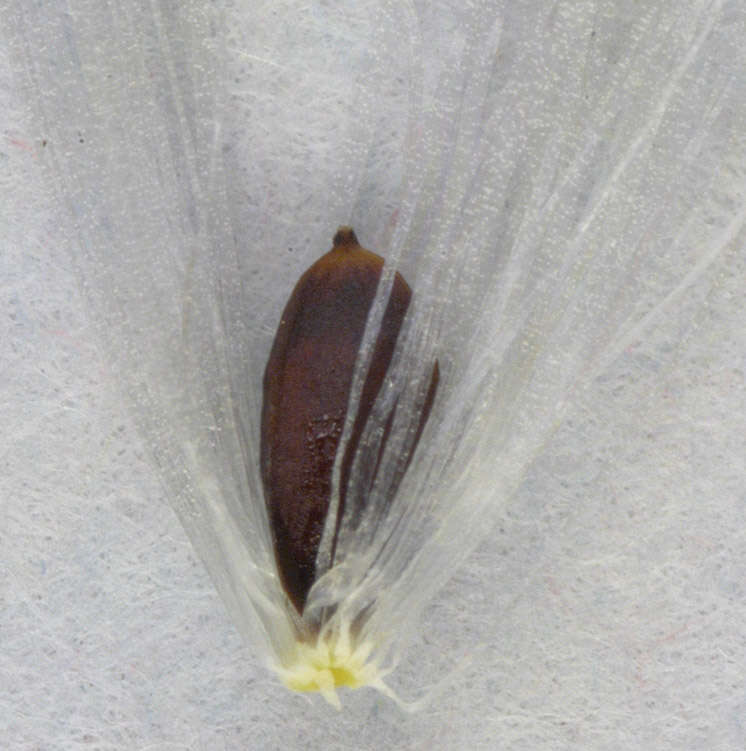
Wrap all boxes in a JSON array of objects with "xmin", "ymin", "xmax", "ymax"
[{"xmin": 261, "ymin": 227, "xmax": 437, "ymax": 614}]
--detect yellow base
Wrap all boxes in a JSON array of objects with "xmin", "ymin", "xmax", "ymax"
[{"xmin": 276, "ymin": 632, "xmax": 386, "ymax": 708}]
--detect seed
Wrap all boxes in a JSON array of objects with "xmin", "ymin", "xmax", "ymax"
[{"xmin": 261, "ymin": 227, "xmax": 438, "ymax": 614}]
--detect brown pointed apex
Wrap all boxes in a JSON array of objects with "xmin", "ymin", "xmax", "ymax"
[{"xmin": 333, "ymin": 226, "xmax": 358, "ymax": 248}]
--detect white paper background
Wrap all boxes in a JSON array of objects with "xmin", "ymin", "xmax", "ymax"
[{"xmin": 3, "ymin": 1, "xmax": 746, "ymax": 749}]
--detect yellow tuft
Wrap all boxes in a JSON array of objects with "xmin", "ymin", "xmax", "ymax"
[{"xmin": 275, "ymin": 630, "xmax": 385, "ymax": 709}]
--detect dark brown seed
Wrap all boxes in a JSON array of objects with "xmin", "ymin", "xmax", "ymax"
[{"xmin": 261, "ymin": 227, "xmax": 438, "ymax": 614}]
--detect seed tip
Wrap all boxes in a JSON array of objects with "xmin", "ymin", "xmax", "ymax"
[{"xmin": 333, "ymin": 226, "xmax": 358, "ymax": 248}]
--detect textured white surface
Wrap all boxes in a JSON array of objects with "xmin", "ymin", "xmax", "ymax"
[{"xmin": 3, "ymin": 1, "xmax": 746, "ymax": 749}]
